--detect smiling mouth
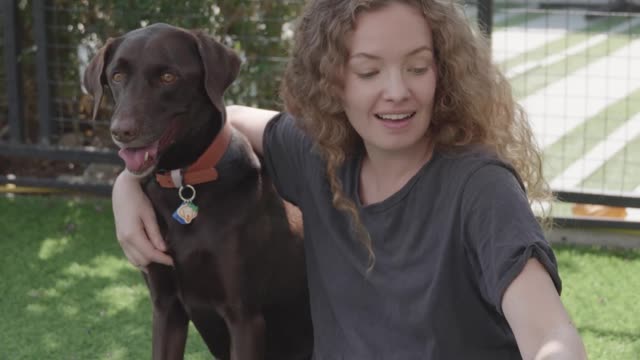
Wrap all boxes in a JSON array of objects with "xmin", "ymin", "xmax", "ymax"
[
  {"xmin": 115, "ymin": 119, "xmax": 181, "ymax": 176},
  {"xmin": 375, "ymin": 112, "xmax": 416, "ymax": 121},
  {"xmin": 118, "ymin": 141, "xmax": 160, "ymax": 175}
]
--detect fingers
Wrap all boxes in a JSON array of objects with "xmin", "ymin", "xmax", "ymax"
[
  {"xmin": 121, "ymin": 238, "xmax": 174, "ymax": 271},
  {"xmin": 129, "ymin": 257, "xmax": 149, "ymax": 274},
  {"xmin": 121, "ymin": 242, "xmax": 149, "ymax": 273},
  {"xmin": 141, "ymin": 237, "xmax": 174, "ymax": 266},
  {"xmin": 136, "ymin": 199, "xmax": 173, "ymax": 266},
  {"xmin": 142, "ymin": 208, "xmax": 167, "ymax": 252},
  {"xmin": 115, "ymin": 221, "xmax": 173, "ymax": 268},
  {"xmin": 112, "ymin": 170, "xmax": 174, "ymax": 269}
]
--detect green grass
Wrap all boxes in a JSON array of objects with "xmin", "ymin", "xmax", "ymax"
[
  {"xmin": 499, "ymin": 16, "xmax": 630, "ymax": 72},
  {"xmin": 1, "ymin": 195, "xmax": 639, "ymax": 358},
  {"xmin": 542, "ymin": 88, "xmax": 640, "ymax": 187},
  {"xmin": 555, "ymin": 245, "xmax": 640, "ymax": 359},
  {"xmin": 0, "ymin": 195, "xmax": 209, "ymax": 359},
  {"xmin": 580, "ymin": 134, "xmax": 640, "ymax": 192},
  {"xmin": 493, "ymin": 13, "xmax": 640, "ymax": 194},
  {"xmin": 509, "ymin": 23, "xmax": 640, "ymax": 99}
]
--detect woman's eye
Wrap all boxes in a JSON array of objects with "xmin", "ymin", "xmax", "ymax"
[
  {"xmin": 160, "ymin": 72, "xmax": 177, "ymax": 84},
  {"xmin": 357, "ymin": 71, "xmax": 378, "ymax": 79},
  {"xmin": 409, "ymin": 67, "xmax": 428, "ymax": 75},
  {"xmin": 112, "ymin": 72, "xmax": 125, "ymax": 83}
]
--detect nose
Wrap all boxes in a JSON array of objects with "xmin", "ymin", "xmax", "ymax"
[
  {"xmin": 383, "ymin": 70, "xmax": 410, "ymax": 102},
  {"xmin": 111, "ymin": 119, "xmax": 140, "ymax": 143}
]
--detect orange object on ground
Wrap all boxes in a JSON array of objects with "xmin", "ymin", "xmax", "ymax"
[{"xmin": 571, "ymin": 204, "xmax": 628, "ymax": 219}]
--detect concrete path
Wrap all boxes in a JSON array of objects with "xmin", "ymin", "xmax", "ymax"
[
  {"xmin": 492, "ymin": 13, "xmax": 590, "ymax": 63},
  {"xmin": 521, "ymin": 38, "xmax": 640, "ymax": 149}
]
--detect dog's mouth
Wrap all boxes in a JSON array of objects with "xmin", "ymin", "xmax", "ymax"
[
  {"xmin": 117, "ymin": 120, "xmax": 181, "ymax": 176},
  {"xmin": 118, "ymin": 141, "xmax": 160, "ymax": 176}
]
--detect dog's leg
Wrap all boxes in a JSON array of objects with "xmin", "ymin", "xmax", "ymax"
[
  {"xmin": 224, "ymin": 309, "xmax": 266, "ymax": 360},
  {"xmin": 146, "ymin": 264, "xmax": 190, "ymax": 360}
]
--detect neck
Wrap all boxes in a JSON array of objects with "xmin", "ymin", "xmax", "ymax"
[
  {"xmin": 359, "ymin": 136, "xmax": 434, "ymax": 205},
  {"xmin": 157, "ymin": 115, "xmax": 221, "ymax": 171},
  {"xmin": 154, "ymin": 119, "xmax": 233, "ymax": 188}
]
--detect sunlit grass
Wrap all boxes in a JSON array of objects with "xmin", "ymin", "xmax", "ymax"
[
  {"xmin": 1, "ymin": 195, "xmax": 638, "ymax": 358},
  {"xmin": 0, "ymin": 194, "xmax": 208, "ymax": 359},
  {"xmin": 554, "ymin": 244, "xmax": 640, "ymax": 358}
]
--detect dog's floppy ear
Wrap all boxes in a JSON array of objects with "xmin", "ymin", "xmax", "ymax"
[
  {"xmin": 83, "ymin": 37, "xmax": 115, "ymax": 121},
  {"xmin": 191, "ymin": 31, "xmax": 241, "ymax": 120}
]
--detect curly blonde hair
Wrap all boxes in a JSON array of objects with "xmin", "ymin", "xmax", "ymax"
[{"xmin": 280, "ymin": 0, "xmax": 552, "ymax": 266}]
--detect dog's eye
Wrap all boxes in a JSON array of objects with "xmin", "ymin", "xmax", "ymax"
[
  {"xmin": 112, "ymin": 72, "xmax": 125, "ymax": 83},
  {"xmin": 160, "ymin": 73, "xmax": 177, "ymax": 84}
]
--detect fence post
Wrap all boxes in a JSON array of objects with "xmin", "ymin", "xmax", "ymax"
[
  {"xmin": 476, "ymin": 0, "xmax": 493, "ymax": 40},
  {"xmin": 2, "ymin": 0, "xmax": 25, "ymax": 144},
  {"xmin": 32, "ymin": 0, "xmax": 52, "ymax": 145}
]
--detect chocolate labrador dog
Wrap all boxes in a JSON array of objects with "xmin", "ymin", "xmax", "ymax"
[{"xmin": 83, "ymin": 23, "xmax": 312, "ymax": 360}]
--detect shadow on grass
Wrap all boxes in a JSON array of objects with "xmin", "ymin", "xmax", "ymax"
[
  {"xmin": 578, "ymin": 325, "xmax": 640, "ymax": 342},
  {"xmin": 553, "ymin": 243, "xmax": 640, "ymax": 261},
  {"xmin": 0, "ymin": 195, "xmax": 209, "ymax": 359},
  {"xmin": 552, "ymin": 242, "xmax": 640, "ymax": 274},
  {"xmin": 2, "ymin": 195, "xmax": 637, "ymax": 359}
]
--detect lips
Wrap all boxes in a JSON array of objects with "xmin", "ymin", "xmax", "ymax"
[
  {"xmin": 375, "ymin": 112, "xmax": 416, "ymax": 121},
  {"xmin": 375, "ymin": 111, "xmax": 416, "ymax": 129}
]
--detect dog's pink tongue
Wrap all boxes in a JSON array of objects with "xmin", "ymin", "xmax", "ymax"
[{"xmin": 118, "ymin": 142, "xmax": 159, "ymax": 173}]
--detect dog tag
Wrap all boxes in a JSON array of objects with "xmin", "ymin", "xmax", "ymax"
[{"xmin": 173, "ymin": 185, "xmax": 198, "ymax": 224}]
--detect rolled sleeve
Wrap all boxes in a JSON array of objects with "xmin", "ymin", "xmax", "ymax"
[{"xmin": 461, "ymin": 164, "xmax": 562, "ymax": 315}]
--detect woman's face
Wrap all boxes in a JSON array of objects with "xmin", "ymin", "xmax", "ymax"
[{"xmin": 342, "ymin": 1, "xmax": 437, "ymax": 157}]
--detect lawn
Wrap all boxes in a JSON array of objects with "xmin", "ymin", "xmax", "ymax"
[
  {"xmin": 1, "ymin": 194, "xmax": 638, "ymax": 359},
  {"xmin": 0, "ymin": 195, "xmax": 210, "ymax": 359}
]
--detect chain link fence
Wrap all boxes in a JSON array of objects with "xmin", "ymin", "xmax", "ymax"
[{"xmin": 1, "ymin": 0, "xmax": 638, "ymax": 227}]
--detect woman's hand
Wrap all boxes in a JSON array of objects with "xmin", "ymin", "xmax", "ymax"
[{"xmin": 112, "ymin": 170, "xmax": 174, "ymax": 271}]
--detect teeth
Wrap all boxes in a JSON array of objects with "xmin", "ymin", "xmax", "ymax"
[
  {"xmin": 377, "ymin": 113, "xmax": 413, "ymax": 120},
  {"xmin": 144, "ymin": 151, "xmax": 149, "ymax": 162}
]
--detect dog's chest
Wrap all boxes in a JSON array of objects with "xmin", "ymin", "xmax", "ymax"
[
  {"xmin": 143, "ymin": 180, "xmax": 262, "ymax": 252},
  {"xmin": 143, "ymin": 180, "xmax": 278, "ymax": 304}
]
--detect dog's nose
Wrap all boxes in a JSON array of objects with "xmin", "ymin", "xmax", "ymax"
[{"xmin": 111, "ymin": 123, "xmax": 140, "ymax": 143}]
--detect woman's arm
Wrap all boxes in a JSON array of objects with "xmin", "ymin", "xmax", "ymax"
[
  {"xmin": 112, "ymin": 170, "xmax": 174, "ymax": 270},
  {"xmin": 112, "ymin": 105, "xmax": 278, "ymax": 269},
  {"xmin": 226, "ymin": 105, "xmax": 278, "ymax": 155},
  {"xmin": 503, "ymin": 258, "xmax": 587, "ymax": 359}
]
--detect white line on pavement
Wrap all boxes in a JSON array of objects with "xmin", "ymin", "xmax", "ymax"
[
  {"xmin": 550, "ymin": 112, "xmax": 640, "ymax": 189},
  {"xmin": 506, "ymin": 17, "xmax": 640, "ymax": 79},
  {"xmin": 492, "ymin": 13, "xmax": 589, "ymax": 63},
  {"xmin": 523, "ymin": 38, "xmax": 640, "ymax": 149}
]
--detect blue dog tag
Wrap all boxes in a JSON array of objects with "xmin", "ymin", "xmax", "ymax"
[
  {"xmin": 172, "ymin": 185, "xmax": 198, "ymax": 224},
  {"xmin": 173, "ymin": 201, "xmax": 198, "ymax": 224}
]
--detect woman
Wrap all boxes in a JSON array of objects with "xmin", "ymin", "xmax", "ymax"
[{"xmin": 113, "ymin": 0, "xmax": 587, "ymax": 358}]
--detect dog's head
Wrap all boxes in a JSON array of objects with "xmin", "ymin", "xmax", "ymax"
[{"xmin": 83, "ymin": 23, "xmax": 241, "ymax": 176}]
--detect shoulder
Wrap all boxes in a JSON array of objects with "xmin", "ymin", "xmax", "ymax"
[
  {"xmin": 263, "ymin": 111, "xmax": 326, "ymax": 174},
  {"xmin": 433, "ymin": 144, "xmax": 523, "ymax": 192},
  {"xmin": 264, "ymin": 112, "xmax": 314, "ymax": 152},
  {"xmin": 265, "ymin": 111, "xmax": 298, "ymax": 133}
]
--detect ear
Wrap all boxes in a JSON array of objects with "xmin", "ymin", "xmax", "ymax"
[
  {"xmin": 190, "ymin": 31, "xmax": 241, "ymax": 120},
  {"xmin": 83, "ymin": 37, "xmax": 115, "ymax": 121}
]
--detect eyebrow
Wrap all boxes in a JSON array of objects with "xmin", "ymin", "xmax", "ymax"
[{"xmin": 349, "ymin": 46, "xmax": 433, "ymax": 60}]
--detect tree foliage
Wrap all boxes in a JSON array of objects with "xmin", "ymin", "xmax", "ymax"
[
  {"xmin": 59, "ymin": 0, "xmax": 301, "ymax": 107},
  {"xmin": 6, "ymin": 0, "xmax": 302, "ymax": 145}
]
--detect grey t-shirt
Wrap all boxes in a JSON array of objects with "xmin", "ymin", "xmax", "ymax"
[{"xmin": 263, "ymin": 113, "xmax": 561, "ymax": 360}]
